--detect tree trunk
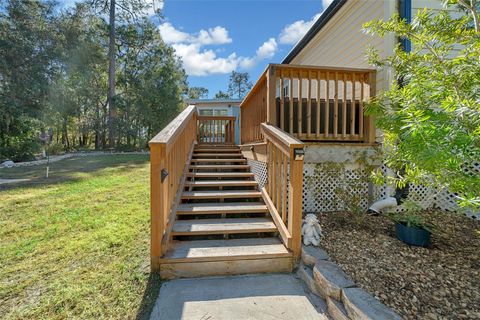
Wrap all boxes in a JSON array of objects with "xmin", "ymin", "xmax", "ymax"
[
  {"xmin": 95, "ymin": 103, "xmax": 100, "ymax": 150},
  {"xmin": 108, "ymin": 0, "xmax": 116, "ymax": 149},
  {"xmin": 62, "ymin": 119, "xmax": 70, "ymax": 149}
]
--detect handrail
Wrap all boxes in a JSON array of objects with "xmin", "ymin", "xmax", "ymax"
[
  {"xmin": 240, "ymin": 64, "xmax": 377, "ymax": 144},
  {"xmin": 260, "ymin": 122, "xmax": 304, "ymax": 258},
  {"xmin": 150, "ymin": 105, "xmax": 196, "ymax": 149},
  {"xmin": 149, "ymin": 105, "xmax": 198, "ymax": 272},
  {"xmin": 241, "ymin": 66, "xmax": 268, "ymax": 108},
  {"xmin": 240, "ymin": 68, "xmax": 268, "ymax": 144}
]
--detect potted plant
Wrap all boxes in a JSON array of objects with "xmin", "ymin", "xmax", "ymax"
[{"xmin": 391, "ymin": 201, "xmax": 434, "ymax": 247}]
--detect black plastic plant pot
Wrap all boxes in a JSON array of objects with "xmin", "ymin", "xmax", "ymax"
[{"xmin": 395, "ymin": 222, "xmax": 431, "ymax": 247}]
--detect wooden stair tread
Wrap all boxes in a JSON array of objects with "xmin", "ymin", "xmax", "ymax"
[
  {"xmin": 187, "ymin": 172, "xmax": 254, "ymax": 178},
  {"xmin": 181, "ymin": 190, "xmax": 262, "ymax": 199},
  {"xmin": 189, "ymin": 164, "xmax": 250, "ymax": 170},
  {"xmin": 190, "ymin": 159, "xmax": 246, "ymax": 163},
  {"xmin": 196, "ymin": 145, "xmax": 237, "ymax": 148},
  {"xmin": 160, "ymin": 238, "xmax": 291, "ymax": 263},
  {"xmin": 185, "ymin": 180, "xmax": 257, "ymax": 187},
  {"xmin": 194, "ymin": 149, "xmax": 240, "ymax": 153},
  {"xmin": 177, "ymin": 202, "xmax": 267, "ymax": 214},
  {"xmin": 193, "ymin": 153, "xmax": 243, "ymax": 157},
  {"xmin": 172, "ymin": 217, "xmax": 276, "ymax": 235}
]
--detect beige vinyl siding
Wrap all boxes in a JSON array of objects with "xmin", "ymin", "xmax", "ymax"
[
  {"xmin": 289, "ymin": 0, "xmax": 389, "ymax": 93},
  {"xmin": 412, "ymin": 0, "xmax": 445, "ymax": 12},
  {"xmin": 412, "ymin": 0, "xmax": 464, "ymax": 54}
]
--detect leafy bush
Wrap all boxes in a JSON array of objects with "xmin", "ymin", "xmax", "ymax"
[
  {"xmin": 0, "ymin": 139, "xmax": 39, "ymax": 162},
  {"xmin": 390, "ymin": 200, "xmax": 435, "ymax": 232},
  {"xmin": 364, "ymin": 1, "xmax": 480, "ymax": 209}
]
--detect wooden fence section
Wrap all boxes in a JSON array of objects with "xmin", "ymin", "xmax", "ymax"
[
  {"xmin": 240, "ymin": 64, "xmax": 376, "ymax": 144},
  {"xmin": 197, "ymin": 116, "xmax": 235, "ymax": 145},
  {"xmin": 149, "ymin": 105, "xmax": 197, "ymax": 272},
  {"xmin": 260, "ymin": 123, "xmax": 304, "ymax": 258},
  {"xmin": 240, "ymin": 68, "xmax": 268, "ymax": 144}
]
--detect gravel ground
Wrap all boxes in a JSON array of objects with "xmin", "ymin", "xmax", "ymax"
[{"xmin": 317, "ymin": 211, "xmax": 480, "ymax": 320}]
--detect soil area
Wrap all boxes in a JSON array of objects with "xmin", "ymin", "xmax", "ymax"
[{"xmin": 317, "ymin": 211, "xmax": 480, "ymax": 319}]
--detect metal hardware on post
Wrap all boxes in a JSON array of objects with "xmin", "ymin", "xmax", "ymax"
[
  {"xmin": 161, "ymin": 169, "xmax": 169, "ymax": 183},
  {"xmin": 293, "ymin": 148, "xmax": 305, "ymax": 161}
]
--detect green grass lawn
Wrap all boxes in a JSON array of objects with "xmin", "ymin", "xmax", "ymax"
[{"xmin": 0, "ymin": 155, "xmax": 161, "ymax": 319}]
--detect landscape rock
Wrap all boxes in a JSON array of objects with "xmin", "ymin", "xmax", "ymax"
[
  {"xmin": 1, "ymin": 160, "xmax": 14, "ymax": 168},
  {"xmin": 327, "ymin": 297, "xmax": 349, "ymax": 320},
  {"xmin": 313, "ymin": 260, "xmax": 355, "ymax": 300},
  {"xmin": 342, "ymin": 287, "xmax": 401, "ymax": 320},
  {"xmin": 317, "ymin": 211, "xmax": 480, "ymax": 318},
  {"xmin": 302, "ymin": 245, "xmax": 329, "ymax": 267},
  {"xmin": 297, "ymin": 263, "xmax": 320, "ymax": 296}
]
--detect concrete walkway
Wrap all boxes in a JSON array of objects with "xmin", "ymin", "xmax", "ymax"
[
  {"xmin": 149, "ymin": 274, "xmax": 328, "ymax": 320},
  {"xmin": 0, "ymin": 178, "xmax": 30, "ymax": 185}
]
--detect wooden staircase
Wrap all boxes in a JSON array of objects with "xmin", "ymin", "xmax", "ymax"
[{"xmin": 159, "ymin": 144, "xmax": 293, "ymax": 279}]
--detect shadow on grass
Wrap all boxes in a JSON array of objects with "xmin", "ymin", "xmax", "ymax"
[
  {"xmin": 136, "ymin": 273, "xmax": 163, "ymax": 320},
  {"xmin": 0, "ymin": 155, "xmax": 149, "ymax": 191}
]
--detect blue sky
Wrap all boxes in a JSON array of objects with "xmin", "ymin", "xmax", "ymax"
[
  {"xmin": 63, "ymin": 0, "xmax": 334, "ymax": 97},
  {"xmin": 160, "ymin": 0, "xmax": 333, "ymax": 97}
]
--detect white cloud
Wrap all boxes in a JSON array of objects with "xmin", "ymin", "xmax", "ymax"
[
  {"xmin": 158, "ymin": 23, "xmax": 232, "ymax": 45},
  {"xmin": 278, "ymin": 13, "xmax": 321, "ymax": 45},
  {"xmin": 239, "ymin": 38, "xmax": 277, "ymax": 69},
  {"xmin": 158, "ymin": 23, "xmax": 190, "ymax": 44},
  {"xmin": 171, "ymin": 43, "xmax": 239, "ymax": 76},
  {"xmin": 159, "ymin": 23, "xmax": 277, "ymax": 76},
  {"xmin": 196, "ymin": 26, "xmax": 232, "ymax": 45},
  {"xmin": 322, "ymin": 0, "xmax": 334, "ymax": 9},
  {"xmin": 277, "ymin": 0, "xmax": 333, "ymax": 45},
  {"xmin": 256, "ymin": 38, "xmax": 278, "ymax": 59}
]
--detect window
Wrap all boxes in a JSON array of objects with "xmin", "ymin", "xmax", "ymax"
[{"xmin": 199, "ymin": 108, "xmax": 229, "ymax": 116}]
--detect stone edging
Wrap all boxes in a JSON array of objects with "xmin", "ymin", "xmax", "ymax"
[
  {"xmin": 1, "ymin": 151, "xmax": 149, "ymax": 168},
  {"xmin": 298, "ymin": 245, "xmax": 401, "ymax": 320}
]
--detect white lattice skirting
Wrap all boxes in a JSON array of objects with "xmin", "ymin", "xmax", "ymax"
[{"xmin": 248, "ymin": 159, "xmax": 479, "ymax": 219}]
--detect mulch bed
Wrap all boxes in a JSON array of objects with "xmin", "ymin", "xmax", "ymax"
[{"xmin": 316, "ymin": 211, "xmax": 480, "ymax": 320}]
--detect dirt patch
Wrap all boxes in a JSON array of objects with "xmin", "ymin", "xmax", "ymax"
[{"xmin": 317, "ymin": 211, "xmax": 480, "ymax": 319}]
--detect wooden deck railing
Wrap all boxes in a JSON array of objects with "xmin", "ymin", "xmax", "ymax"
[
  {"xmin": 197, "ymin": 116, "xmax": 235, "ymax": 145},
  {"xmin": 241, "ymin": 68, "xmax": 268, "ymax": 144},
  {"xmin": 260, "ymin": 123, "xmax": 304, "ymax": 258},
  {"xmin": 149, "ymin": 105, "xmax": 197, "ymax": 272},
  {"xmin": 240, "ymin": 64, "xmax": 376, "ymax": 144}
]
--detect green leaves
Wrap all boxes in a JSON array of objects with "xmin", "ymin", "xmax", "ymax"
[
  {"xmin": 0, "ymin": 1, "xmax": 186, "ymax": 157},
  {"xmin": 363, "ymin": 1, "xmax": 480, "ymax": 208}
]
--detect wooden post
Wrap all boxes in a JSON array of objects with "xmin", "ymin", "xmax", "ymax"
[
  {"xmin": 366, "ymin": 71, "xmax": 377, "ymax": 143},
  {"xmin": 266, "ymin": 65, "xmax": 277, "ymax": 125},
  {"xmin": 288, "ymin": 147, "xmax": 304, "ymax": 259},
  {"xmin": 150, "ymin": 143, "xmax": 166, "ymax": 272}
]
